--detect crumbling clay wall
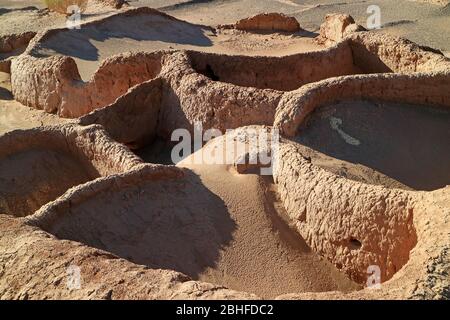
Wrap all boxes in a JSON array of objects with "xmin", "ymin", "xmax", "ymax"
[
  {"xmin": 10, "ymin": 7, "xmax": 214, "ymax": 117},
  {"xmin": 0, "ymin": 32, "xmax": 37, "ymax": 73},
  {"xmin": 13, "ymin": 10, "xmax": 450, "ymax": 119},
  {"xmin": 0, "ymin": 124, "xmax": 143, "ymax": 217},
  {"xmin": 348, "ymin": 32, "xmax": 450, "ymax": 73},
  {"xmin": 275, "ymin": 72, "xmax": 450, "ymax": 137},
  {"xmin": 274, "ymin": 141, "xmax": 418, "ymax": 283},
  {"xmin": 316, "ymin": 13, "xmax": 365, "ymax": 46},
  {"xmin": 0, "ymin": 32, "xmax": 36, "ymax": 54},
  {"xmin": 317, "ymin": 13, "xmax": 450, "ymax": 73},
  {"xmin": 11, "ymin": 50, "xmax": 164, "ymax": 118},
  {"xmin": 11, "ymin": 42, "xmax": 358, "ymax": 118},
  {"xmin": 234, "ymin": 13, "xmax": 301, "ymax": 33},
  {"xmin": 79, "ymin": 79, "xmax": 163, "ymax": 149},
  {"xmin": 158, "ymin": 51, "xmax": 283, "ymax": 137},
  {"xmin": 186, "ymin": 42, "xmax": 358, "ymax": 91},
  {"xmin": 80, "ymin": 51, "xmax": 284, "ymax": 145},
  {"xmin": 0, "ymin": 214, "xmax": 255, "ymax": 299}
]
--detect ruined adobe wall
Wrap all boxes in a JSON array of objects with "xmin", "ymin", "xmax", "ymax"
[
  {"xmin": 25, "ymin": 164, "xmax": 183, "ymax": 229},
  {"xmin": 2, "ymin": 186, "xmax": 449, "ymax": 299},
  {"xmin": 158, "ymin": 51, "xmax": 283, "ymax": 137},
  {"xmin": 12, "ymin": 42, "xmax": 358, "ymax": 121},
  {"xmin": 186, "ymin": 42, "xmax": 358, "ymax": 91},
  {"xmin": 317, "ymin": 13, "xmax": 450, "ymax": 73},
  {"xmin": 273, "ymin": 141, "xmax": 417, "ymax": 283},
  {"xmin": 0, "ymin": 32, "xmax": 36, "ymax": 54},
  {"xmin": 275, "ymin": 72, "xmax": 450, "ymax": 137},
  {"xmin": 0, "ymin": 214, "xmax": 255, "ymax": 299},
  {"xmin": 0, "ymin": 124, "xmax": 142, "ymax": 176},
  {"xmin": 9, "ymin": 7, "xmax": 217, "ymax": 118},
  {"xmin": 10, "ymin": 8, "xmax": 184, "ymax": 117},
  {"xmin": 234, "ymin": 13, "xmax": 301, "ymax": 33},
  {"xmin": 79, "ymin": 51, "xmax": 284, "ymax": 144},
  {"xmin": 79, "ymin": 79, "xmax": 163, "ymax": 149},
  {"xmin": 276, "ymin": 186, "xmax": 450, "ymax": 300},
  {"xmin": 0, "ymin": 124, "xmax": 143, "ymax": 217},
  {"xmin": 348, "ymin": 32, "xmax": 450, "ymax": 73},
  {"xmin": 11, "ymin": 51, "xmax": 164, "ymax": 118}
]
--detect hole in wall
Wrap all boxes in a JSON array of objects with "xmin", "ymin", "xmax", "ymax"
[{"xmin": 349, "ymin": 238, "xmax": 362, "ymax": 250}]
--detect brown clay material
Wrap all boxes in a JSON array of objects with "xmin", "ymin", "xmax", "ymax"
[
  {"xmin": 0, "ymin": 8, "xmax": 449, "ymax": 300},
  {"xmin": 233, "ymin": 12, "xmax": 301, "ymax": 33}
]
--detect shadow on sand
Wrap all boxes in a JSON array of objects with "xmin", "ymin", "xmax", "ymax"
[
  {"xmin": 294, "ymin": 100, "xmax": 450, "ymax": 191},
  {"xmin": 34, "ymin": 11, "xmax": 214, "ymax": 62},
  {"xmin": 41, "ymin": 170, "xmax": 235, "ymax": 279}
]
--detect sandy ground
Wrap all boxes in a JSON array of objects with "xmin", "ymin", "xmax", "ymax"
[
  {"xmin": 294, "ymin": 100, "xmax": 450, "ymax": 191},
  {"xmin": 0, "ymin": 0, "xmax": 43, "ymax": 9},
  {"xmin": 35, "ymin": 11, "xmax": 322, "ymax": 80},
  {"xmin": 178, "ymin": 161, "xmax": 360, "ymax": 297},
  {"xmin": 150, "ymin": 0, "xmax": 450, "ymax": 56},
  {"xmin": 0, "ymin": 0, "xmax": 448, "ymax": 299},
  {"xmin": 1, "ymin": 0, "xmax": 449, "ymax": 54},
  {"xmin": 0, "ymin": 1, "xmax": 120, "ymax": 37},
  {"xmin": 0, "ymin": 149, "xmax": 93, "ymax": 216}
]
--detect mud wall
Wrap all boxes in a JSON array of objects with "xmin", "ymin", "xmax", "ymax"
[
  {"xmin": 187, "ymin": 42, "xmax": 358, "ymax": 91},
  {"xmin": 11, "ymin": 50, "xmax": 164, "ymax": 118},
  {"xmin": 158, "ymin": 51, "xmax": 284, "ymax": 137},
  {"xmin": 79, "ymin": 79, "xmax": 163, "ymax": 148},
  {"xmin": 80, "ymin": 52, "xmax": 284, "ymax": 145},
  {"xmin": 348, "ymin": 33, "xmax": 450, "ymax": 73},
  {"xmin": 273, "ymin": 142, "xmax": 418, "ymax": 283},
  {"xmin": 275, "ymin": 72, "xmax": 450, "ymax": 137},
  {"xmin": 0, "ymin": 124, "xmax": 143, "ymax": 217},
  {"xmin": 25, "ymin": 164, "xmax": 183, "ymax": 229}
]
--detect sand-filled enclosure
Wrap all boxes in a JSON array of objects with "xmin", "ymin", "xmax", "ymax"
[
  {"xmin": 0, "ymin": 5, "xmax": 450, "ymax": 300},
  {"xmin": 0, "ymin": 124, "xmax": 143, "ymax": 217},
  {"xmin": 293, "ymin": 100, "xmax": 450, "ymax": 191}
]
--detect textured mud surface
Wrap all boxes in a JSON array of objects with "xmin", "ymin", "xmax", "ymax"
[
  {"xmin": 0, "ymin": 1, "xmax": 449, "ymax": 300},
  {"xmin": 294, "ymin": 100, "xmax": 450, "ymax": 191}
]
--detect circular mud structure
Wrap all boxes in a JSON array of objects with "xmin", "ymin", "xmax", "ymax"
[
  {"xmin": 293, "ymin": 100, "xmax": 450, "ymax": 191},
  {"xmin": 0, "ymin": 124, "xmax": 143, "ymax": 217},
  {"xmin": 26, "ymin": 163, "xmax": 361, "ymax": 298}
]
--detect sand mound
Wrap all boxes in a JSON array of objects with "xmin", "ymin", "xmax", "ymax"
[
  {"xmin": 24, "ymin": 162, "xmax": 359, "ymax": 298},
  {"xmin": 0, "ymin": 10, "xmax": 449, "ymax": 300}
]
